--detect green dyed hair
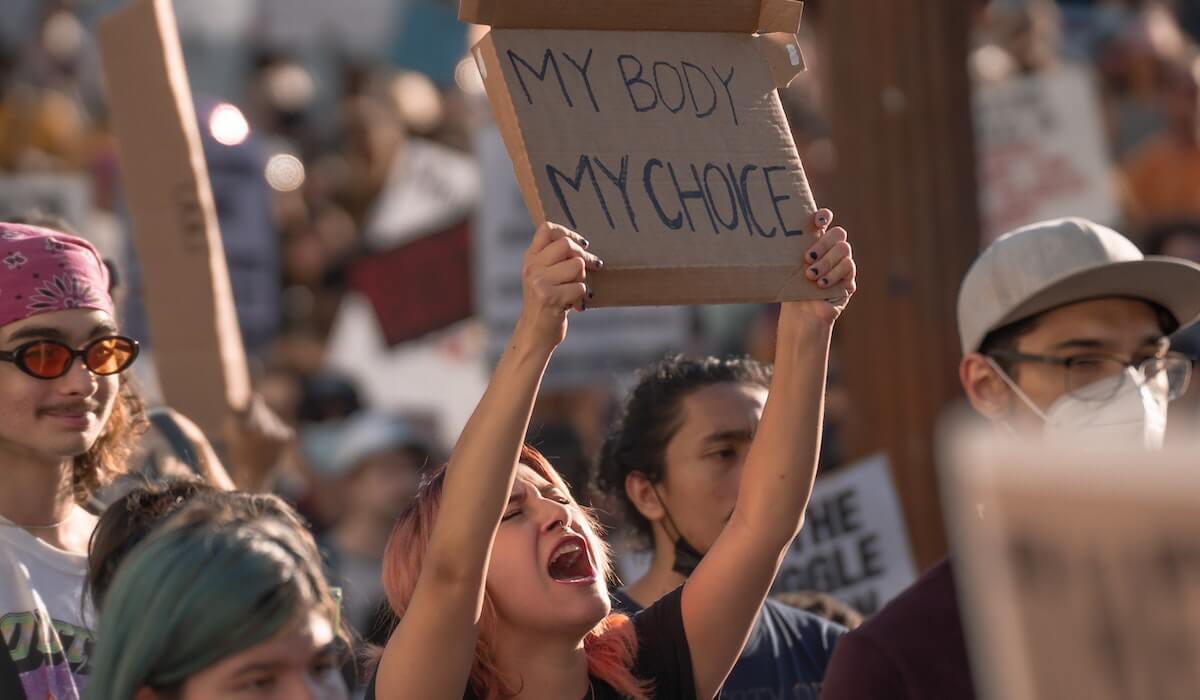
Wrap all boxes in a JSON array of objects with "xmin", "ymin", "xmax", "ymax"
[{"xmin": 85, "ymin": 514, "xmax": 339, "ymax": 699}]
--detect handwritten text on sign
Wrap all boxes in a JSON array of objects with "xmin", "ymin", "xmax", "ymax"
[{"xmin": 480, "ymin": 30, "xmax": 816, "ymax": 273}]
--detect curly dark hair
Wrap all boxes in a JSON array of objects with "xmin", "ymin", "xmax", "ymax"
[
  {"xmin": 593, "ymin": 354, "xmax": 772, "ymax": 547},
  {"xmin": 72, "ymin": 378, "xmax": 148, "ymax": 503},
  {"xmin": 86, "ymin": 477, "xmax": 216, "ymax": 613}
]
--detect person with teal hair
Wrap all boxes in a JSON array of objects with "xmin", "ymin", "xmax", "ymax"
[{"xmin": 85, "ymin": 510, "xmax": 349, "ymax": 700}]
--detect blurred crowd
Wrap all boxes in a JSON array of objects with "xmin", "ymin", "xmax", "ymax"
[{"xmin": 2, "ymin": 1, "xmax": 1200, "ymax": 695}]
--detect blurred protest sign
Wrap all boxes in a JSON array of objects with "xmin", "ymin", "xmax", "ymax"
[
  {"xmin": 197, "ymin": 99, "xmax": 280, "ymax": 355},
  {"xmin": 466, "ymin": 0, "xmax": 832, "ymax": 307},
  {"xmin": 475, "ymin": 120, "xmax": 689, "ymax": 391},
  {"xmin": 974, "ymin": 66, "xmax": 1119, "ymax": 242},
  {"xmin": 943, "ymin": 429, "xmax": 1200, "ymax": 700},
  {"xmin": 99, "ymin": 0, "xmax": 251, "ymax": 439},
  {"xmin": 352, "ymin": 138, "xmax": 481, "ymax": 345},
  {"xmin": 365, "ymin": 138, "xmax": 480, "ymax": 249},
  {"xmin": 326, "ymin": 294, "xmax": 488, "ymax": 449},
  {"xmin": 774, "ymin": 454, "xmax": 918, "ymax": 615},
  {"xmin": 350, "ymin": 220, "xmax": 473, "ymax": 346}
]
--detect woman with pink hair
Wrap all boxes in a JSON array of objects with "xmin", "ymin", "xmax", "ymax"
[{"xmin": 368, "ymin": 212, "xmax": 856, "ymax": 699}]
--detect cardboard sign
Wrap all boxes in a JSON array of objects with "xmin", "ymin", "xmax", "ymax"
[
  {"xmin": 974, "ymin": 66, "xmax": 1119, "ymax": 243},
  {"xmin": 474, "ymin": 119, "xmax": 689, "ymax": 390},
  {"xmin": 942, "ymin": 429, "xmax": 1200, "ymax": 700},
  {"xmin": 774, "ymin": 454, "xmax": 918, "ymax": 615},
  {"xmin": 467, "ymin": 0, "xmax": 828, "ymax": 307},
  {"xmin": 98, "ymin": 0, "xmax": 251, "ymax": 440}
]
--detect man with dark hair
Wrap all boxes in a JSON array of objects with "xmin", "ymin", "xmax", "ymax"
[
  {"xmin": 821, "ymin": 217, "xmax": 1200, "ymax": 699},
  {"xmin": 0, "ymin": 222, "xmax": 146, "ymax": 700},
  {"xmin": 595, "ymin": 354, "xmax": 845, "ymax": 700}
]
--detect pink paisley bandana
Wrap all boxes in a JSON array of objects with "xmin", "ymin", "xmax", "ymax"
[{"xmin": 0, "ymin": 223, "xmax": 114, "ymax": 329}]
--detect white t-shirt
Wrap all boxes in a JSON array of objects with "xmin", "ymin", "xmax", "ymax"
[{"xmin": 0, "ymin": 523, "xmax": 92, "ymax": 700}]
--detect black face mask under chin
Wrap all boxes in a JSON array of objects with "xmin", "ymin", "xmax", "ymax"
[
  {"xmin": 671, "ymin": 533, "xmax": 705, "ymax": 577},
  {"xmin": 653, "ymin": 488, "xmax": 705, "ymax": 577}
]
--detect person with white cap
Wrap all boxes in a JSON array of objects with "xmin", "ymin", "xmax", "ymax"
[
  {"xmin": 318, "ymin": 410, "xmax": 438, "ymax": 648},
  {"xmin": 820, "ymin": 217, "xmax": 1200, "ymax": 700}
]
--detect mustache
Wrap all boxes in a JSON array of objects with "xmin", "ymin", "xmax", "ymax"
[{"xmin": 38, "ymin": 401, "xmax": 100, "ymax": 415}]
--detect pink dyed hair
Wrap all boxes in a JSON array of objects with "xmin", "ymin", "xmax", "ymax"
[{"xmin": 382, "ymin": 445, "xmax": 651, "ymax": 700}]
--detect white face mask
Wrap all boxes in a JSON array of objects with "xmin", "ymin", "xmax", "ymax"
[{"xmin": 987, "ymin": 361, "xmax": 1169, "ymax": 449}]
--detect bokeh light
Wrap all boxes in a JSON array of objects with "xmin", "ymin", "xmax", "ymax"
[
  {"xmin": 265, "ymin": 154, "xmax": 306, "ymax": 192},
  {"xmin": 455, "ymin": 56, "xmax": 485, "ymax": 95},
  {"xmin": 390, "ymin": 71, "xmax": 444, "ymax": 134},
  {"xmin": 209, "ymin": 103, "xmax": 250, "ymax": 147}
]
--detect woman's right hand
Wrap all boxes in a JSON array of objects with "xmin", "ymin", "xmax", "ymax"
[{"xmin": 517, "ymin": 222, "xmax": 603, "ymax": 348}]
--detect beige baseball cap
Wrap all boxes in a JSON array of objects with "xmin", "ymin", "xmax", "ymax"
[{"xmin": 957, "ymin": 218, "xmax": 1200, "ymax": 355}]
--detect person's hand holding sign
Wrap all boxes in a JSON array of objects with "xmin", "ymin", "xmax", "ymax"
[
  {"xmin": 515, "ymin": 222, "xmax": 604, "ymax": 349},
  {"xmin": 784, "ymin": 208, "xmax": 857, "ymax": 327}
]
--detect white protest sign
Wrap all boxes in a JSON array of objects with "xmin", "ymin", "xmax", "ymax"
[
  {"xmin": 474, "ymin": 119, "xmax": 690, "ymax": 391},
  {"xmin": 365, "ymin": 138, "xmax": 480, "ymax": 249},
  {"xmin": 773, "ymin": 453, "xmax": 918, "ymax": 615},
  {"xmin": 974, "ymin": 65, "xmax": 1119, "ymax": 242},
  {"xmin": 943, "ymin": 429, "xmax": 1200, "ymax": 700},
  {"xmin": 325, "ymin": 292, "xmax": 488, "ymax": 449}
]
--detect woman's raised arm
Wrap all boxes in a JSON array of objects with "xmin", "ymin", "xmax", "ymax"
[
  {"xmin": 374, "ymin": 222, "xmax": 600, "ymax": 700},
  {"xmin": 681, "ymin": 210, "xmax": 856, "ymax": 699}
]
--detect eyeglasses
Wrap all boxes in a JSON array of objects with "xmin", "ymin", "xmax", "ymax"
[
  {"xmin": 0, "ymin": 336, "xmax": 139, "ymax": 380},
  {"xmin": 988, "ymin": 350, "xmax": 1193, "ymax": 402}
]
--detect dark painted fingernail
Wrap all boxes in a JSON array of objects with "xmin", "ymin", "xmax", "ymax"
[
  {"xmin": 817, "ymin": 215, "xmax": 830, "ymax": 226},
  {"xmin": 582, "ymin": 238, "xmax": 590, "ymax": 249},
  {"xmin": 820, "ymin": 277, "xmax": 829, "ymax": 287},
  {"xmin": 588, "ymin": 290, "xmax": 594, "ymax": 299},
  {"xmin": 596, "ymin": 259, "xmax": 605, "ymax": 269},
  {"xmin": 808, "ymin": 251, "xmax": 818, "ymax": 261},
  {"xmin": 809, "ymin": 267, "xmax": 819, "ymax": 277}
]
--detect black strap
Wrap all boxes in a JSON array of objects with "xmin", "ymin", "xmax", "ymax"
[{"xmin": 147, "ymin": 409, "xmax": 201, "ymax": 477}]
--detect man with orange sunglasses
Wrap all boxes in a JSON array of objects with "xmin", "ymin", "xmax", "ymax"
[{"xmin": 0, "ymin": 222, "xmax": 143, "ymax": 700}]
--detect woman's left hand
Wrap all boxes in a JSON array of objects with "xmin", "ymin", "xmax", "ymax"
[{"xmin": 782, "ymin": 208, "xmax": 856, "ymax": 326}]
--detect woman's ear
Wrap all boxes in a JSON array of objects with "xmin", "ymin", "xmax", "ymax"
[
  {"xmin": 624, "ymin": 471, "xmax": 665, "ymax": 524},
  {"xmin": 960, "ymin": 353, "xmax": 1013, "ymax": 420}
]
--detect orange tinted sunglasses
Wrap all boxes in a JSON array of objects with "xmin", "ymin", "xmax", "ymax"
[{"xmin": 0, "ymin": 336, "xmax": 139, "ymax": 379}]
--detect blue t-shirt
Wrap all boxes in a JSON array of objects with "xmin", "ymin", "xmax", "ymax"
[{"xmin": 612, "ymin": 588, "xmax": 845, "ymax": 700}]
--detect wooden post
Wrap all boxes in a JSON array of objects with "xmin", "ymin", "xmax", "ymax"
[{"xmin": 824, "ymin": 0, "xmax": 981, "ymax": 570}]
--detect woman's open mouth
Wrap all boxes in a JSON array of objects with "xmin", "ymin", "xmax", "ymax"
[{"xmin": 547, "ymin": 534, "xmax": 597, "ymax": 584}]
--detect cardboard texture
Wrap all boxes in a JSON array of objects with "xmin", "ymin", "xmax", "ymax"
[
  {"xmin": 460, "ymin": 0, "xmax": 804, "ymax": 34},
  {"xmin": 474, "ymin": 119, "xmax": 690, "ymax": 391},
  {"xmin": 942, "ymin": 430, "xmax": 1200, "ymax": 700},
  {"xmin": 472, "ymin": 2, "xmax": 827, "ymax": 307},
  {"xmin": 99, "ymin": 0, "xmax": 251, "ymax": 440}
]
